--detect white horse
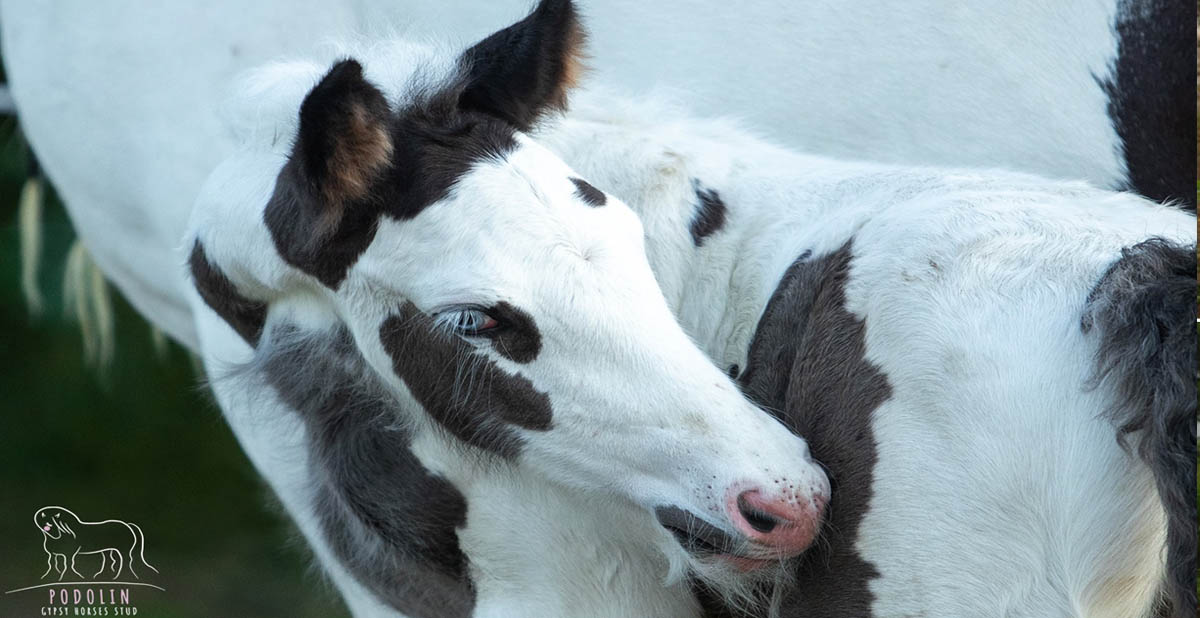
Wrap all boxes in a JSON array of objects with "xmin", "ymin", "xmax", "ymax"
[
  {"xmin": 34, "ymin": 506, "xmax": 157, "ymax": 581},
  {"xmin": 189, "ymin": 2, "xmax": 1195, "ymax": 616},
  {"xmin": 2, "ymin": 0, "xmax": 1191, "ymax": 350}
]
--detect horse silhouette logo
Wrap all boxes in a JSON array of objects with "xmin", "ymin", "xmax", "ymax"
[{"xmin": 34, "ymin": 506, "xmax": 158, "ymax": 581}]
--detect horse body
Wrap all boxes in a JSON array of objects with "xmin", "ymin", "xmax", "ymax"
[
  {"xmin": 2, "ymin": 0, "xmax": 1191, "ymax": 349},
  {"xmin": 543, "ymin": 94, "xmax": 1195, "ymax": 616}
]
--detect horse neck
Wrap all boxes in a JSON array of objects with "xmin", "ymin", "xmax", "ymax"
[
  {"xmin": 540, "ymin": 94, "xmax": 869, "ymax": 369},
  {"xmin": 415, "ymin": 430, "xmax": 700, "ymax": 617}
]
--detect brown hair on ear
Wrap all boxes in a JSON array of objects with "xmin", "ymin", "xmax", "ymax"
[
  {"xmin": 264, "ymin": 59, "xmax": 395, "ymax": 290},
  {"xmin": 458, "ymin": 0, "xmax": 589, "ymax": 131},
  {"xmin": 295, "ymin": 59, "xmax": 393, "ymax": 212}
]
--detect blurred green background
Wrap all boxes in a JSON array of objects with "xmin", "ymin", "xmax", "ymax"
[{"xmin": 0, "ymin": 77, "xmax": 348, "ymax": 618}]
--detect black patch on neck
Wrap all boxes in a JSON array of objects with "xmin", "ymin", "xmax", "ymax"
[
  {"xmin": 380, "ymin": 302, "xmax": 553, "ymax": 459},
  {"xmin": 188, "ymin": 240, "xmax": 267, "ymax": 346},
  {"xmin": 736, "ymin": 241, "xmax": 890, "ymax": 617},
  {"xmin": 1081, "ymin": 238, "xmax": 1197, "ymax": 616},
  {"xmin": 259, "ymin": 323, "xmax": 475, "ymax": 617},
  {"xmin": 265, "ymin": 80, "xmax": 520, "ymax": 290},
  {"xmin": 569, "ymin": 177, "xmax": 606, "ymax": 207},
  {"xmin": 1100, "ymin": 0, "xmax": 1196, "ymax": 210},
  {"xmin": 689, "ymin": 179, "xmax": 728, "ymax": 246}
]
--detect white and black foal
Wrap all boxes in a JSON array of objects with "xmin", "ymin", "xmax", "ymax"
[
  {"xmin": 542, "ymin": 83, "xmax": 1197, "ymax": 617},
  {"xmin": 188, "ymin": 3, "xmax": 826, "ymax": 617},
  {"xmin": 188, "ymin": 1, "xmax": 1196, "ymax": 617}
]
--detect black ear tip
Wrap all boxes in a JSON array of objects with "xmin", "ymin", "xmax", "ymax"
[
  {"xmin": 318, "ymin": 59, "xmax": 367, "ymax": 91},
  {"xmin": 535, "ymin": 0, "xmax": 576, "ymax": 14},
  {"xmin": 534, "ymin": 0, "xmax": 581, "ymax": 25},
  {"xmin": 301, "ymin": 57, "xmax": 382, "ymax": 122}
]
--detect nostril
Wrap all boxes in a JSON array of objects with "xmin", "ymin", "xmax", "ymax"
[{"xmin": 737, "ymin": 493, "xmax": 780, "ymax": 533}]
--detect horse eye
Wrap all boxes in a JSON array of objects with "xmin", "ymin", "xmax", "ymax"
[{"xmin": 446, "ymin": 308, "xmax": 500, "ymax": 335}]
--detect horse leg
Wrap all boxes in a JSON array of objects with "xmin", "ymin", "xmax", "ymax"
[
  {"xmin": 94, "ymin": 551, "xmax": 107, "ymax": 577},
  {"xmin": 55, "ymin": 554, "xmax": 66, "ymax": 580},
  {"xmin": 111, "ymin": 550, "xmax": 123, "ymax": 579},
  {"xmin": 69, "ymin": 549, "xmax": 83, "ymax": 579},
  {"xmin": 41, "ymin": 553, "xmax": 53, "ymax": 579}
]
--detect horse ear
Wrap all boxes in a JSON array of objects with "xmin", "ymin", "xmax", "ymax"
[
  {"xmin": 264, "ymin": 59, "xmax": 393, "ymax": 289},
  {"xmin": 293, "ymin": 59, "xmax": 393, "ymax": 209},
  {"xmin": 458, "ymin": 0, "xmax": 586, "ymax": 130}
]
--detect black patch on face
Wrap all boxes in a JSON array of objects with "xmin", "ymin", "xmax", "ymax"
[
  {"xmin": 188, "ymin": 240, "xmax": 267, "ymax": 346},
  {"xmin": 689, "ymin": 179, "xmax": 728, "ymax": 247},
  {"xmin": 1099, "ymin": 0, "xmax": 1196, "ymax": 210},
  {"xmin": 483, "ymin": 301, "xmax": 543, "ymax": 364},
  {"xmin": 266, "ymin": 0, "xmax": 587, "ymax": 288},
  {"xmin": 380, "ymin": 302, "xmax": 553, "ymax": 459},
  {"xmin": 736, "ymin": 241, "xmax": 890, "ymax": 617},
  {"xmin": 569, "ymin": 177, "xmax": 606, "ymax": 207},
  {"xmin": 259, "ymin": 323, "xmax": 475, "ymax": 617},
  {"xmin": 1081, "ymin": 237, "xmax": 1197, "ymax": 616},
  {"xmin": 264, "ymin": 66, "xmax": 519, "ymax": 289},
  {"xmin": 655, "ymin": 506, "xmax": 739, "ymax": 557}
]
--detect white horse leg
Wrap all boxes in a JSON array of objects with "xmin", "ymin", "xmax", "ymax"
[
  {"xmin": 94, "ymin": 551, "xmax": 106, "ymax": 577},
  {"xmin": 110, "ymin": 550, "xmax": 123, "ymax": 579},
  {"xmin": 69, "ymin": 549, "xmax": 84, "ymax": 579},
  {"xmin": 41, "ymin": 553, "xmax": 53, "ymax": 579}
]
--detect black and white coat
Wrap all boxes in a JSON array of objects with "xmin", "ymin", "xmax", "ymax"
[
  {"xmin": 5, "ymin": 0, "xmax": 1194, "ymax": 616},
  {"xmin": 3, "ymin": 0, "xmax": 1192, "ymax": 350},
  {"xmin": 185, "ymin": 6, "xmax": 1196, "ymax": 617}
]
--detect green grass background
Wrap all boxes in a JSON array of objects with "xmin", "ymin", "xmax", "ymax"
[{"xmin": 0, "ymin": 119, "xmax": 349, "ymax": 615}]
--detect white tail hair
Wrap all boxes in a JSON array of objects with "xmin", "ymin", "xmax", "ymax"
[
  {"xmin": 18, "ymin": 176, "xmax": 44, "ymax": 315},
  {"xmin": 62, "ymin": 240, "xmax": 115, "ymax": 368}
]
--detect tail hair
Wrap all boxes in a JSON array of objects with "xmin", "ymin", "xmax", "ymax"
[{"xmin": 126, "ymin": 522, "xmax": 159, "ymax": 578}]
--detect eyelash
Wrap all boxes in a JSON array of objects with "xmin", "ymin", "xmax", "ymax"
[{"xmin": 442, "ymin": 308, "xmax": 501, "ymax": 336}]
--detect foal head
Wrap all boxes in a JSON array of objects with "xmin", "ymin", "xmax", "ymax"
[{"xmin": 190, "ymin": 0, "xmax": 828, "ymax": 600}]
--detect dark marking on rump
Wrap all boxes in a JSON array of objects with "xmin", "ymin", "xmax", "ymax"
[
  {"xmin": 735, "ymin": 241, "xmax": 890, "ymax": 618},
  {"xmin": 1082, "ymin": 237, "xmax": 1197, "ymax": 617},
  {"xmin": 188, "ymin": 240, "xmax": 267, "ymax": 346},
  {"xmin": 380, "ymin": 302, "xmax": 553, "ymax": 458},
  {"xmin": 569, "ymin": 177, "xmax": 607, "ymax": 207},
  {"xmin": 259, "ymin": 323, "xmax": 474, "ymax": 617},
  {"xmin": 484, "ymin": 301, "xmax": 543, "ymax": 363},
  {"xmin": 689, "ymin": 179, "xmax": 728, "ymax": 247},
  {"xmin": 1100, "ymin": 0, "xmax": 1196, "ymax": 210}
]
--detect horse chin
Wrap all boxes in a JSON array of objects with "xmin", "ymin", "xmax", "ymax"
[
  {"xmin": 686, "ymin": 553, "xmax": 791, "ymax": 617},
  {"xmin": 656, "ymin": 530, "xmax": 790, "ymax": 616}
]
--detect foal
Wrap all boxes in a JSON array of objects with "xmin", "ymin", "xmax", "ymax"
[
  {"xmin": 543, "ymin": 92, "xmax": 1196, "ymax": 617},
  {"xmin": 189, "ymin": 1, "xmax": 826, "ymax": 615}
]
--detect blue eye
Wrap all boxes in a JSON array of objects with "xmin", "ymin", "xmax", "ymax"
[{"xmin": 446, "ymin": 308, "xmax": 500, "ymax": 335}]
